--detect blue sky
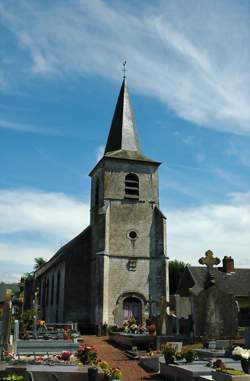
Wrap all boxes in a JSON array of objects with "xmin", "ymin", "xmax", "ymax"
[{"xmin": 0, "ymin": 0, "xmax": 250, "ymax": 282}]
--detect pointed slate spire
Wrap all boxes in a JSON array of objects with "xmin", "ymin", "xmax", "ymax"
[{"xmin": 104, "ymin": 79, "xmax": 141, "ymax": 154}]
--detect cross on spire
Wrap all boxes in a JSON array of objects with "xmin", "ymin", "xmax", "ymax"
[
  {"xmin": 122, "ymin": 60, "xmax": 127, "ymax": 79},
  {"xmin": 199, "ymin": 250, "xmax": 220, "ymax": 271}
]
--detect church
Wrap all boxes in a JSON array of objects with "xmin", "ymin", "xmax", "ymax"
[{"xmin": 35, "ymin": 78, "xmax": 169, "ymax": 332}]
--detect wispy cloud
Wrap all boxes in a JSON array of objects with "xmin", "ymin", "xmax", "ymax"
[
  {"xmin": 0, "ymin": 117, "xmax": 58, "ymax": 134},
  {"xmin": 0, "ymin": 1, "xmax": 249, "ymax": 135}
]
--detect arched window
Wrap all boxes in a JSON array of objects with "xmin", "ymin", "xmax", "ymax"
[
  {"xmin": 56, "ymin": 270, "xmax": 61, "ymax": 305},
  {"xmin": 125, "ymin": 173, "xmax": 139, "ymax": 199},
  {"xmin": 51, "ymin": 275, "xmax": 54, "ymax": 306}
]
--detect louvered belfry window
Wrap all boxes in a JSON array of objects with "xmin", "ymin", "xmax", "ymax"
[{"xmin": 125, "ymin": 173, "xmax": 139, "ymax": 199}]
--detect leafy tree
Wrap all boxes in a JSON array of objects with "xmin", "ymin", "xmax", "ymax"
[
  {"xmin": 21, "ymin": 257, "xmax": 47, "ymax": 282},
  {"xmin": 33, "ymin": 257, "xmax": 46, "ymax": 271},
  {"xmin": 169, "ymin": 259, "xmax": 189, "ymax": 295}
]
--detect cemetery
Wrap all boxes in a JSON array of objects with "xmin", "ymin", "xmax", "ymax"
[{"xmin": 0, "ymin": 40, "xmax": 250, "ymax": 381}]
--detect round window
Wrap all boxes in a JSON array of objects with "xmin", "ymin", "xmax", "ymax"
[{"xmin": 128, "ymin": 230, "xmax": 137, "ymax": 240}]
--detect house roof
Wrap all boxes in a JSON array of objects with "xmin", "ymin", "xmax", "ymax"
[
  {"xmin": 186, "ymin": 266, "xmax": 250, "ymax": 297},
  {"xmin": 35, "ymin": 225, "xmax": 91, "ymax": 278}
]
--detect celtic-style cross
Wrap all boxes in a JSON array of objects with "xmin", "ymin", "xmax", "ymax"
[{"xmin": 199, "ymin": 249, "xmax": 221, "ymax": 271}]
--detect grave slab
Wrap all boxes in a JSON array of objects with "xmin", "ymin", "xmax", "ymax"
[
  {"xmin": 160, "ymin": 359, "xmax": 243, "ymax": 381},
  {"xmin": 212, "ymin": 370, "xmax": 250, "ymax": 381},
  {"xmin": 16, "ymin": 339, "xmax": 79, "ymax": 354}
]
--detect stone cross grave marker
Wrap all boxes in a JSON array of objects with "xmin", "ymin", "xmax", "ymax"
[
  {"xmin": 199, "ymin": 249, "xmax": 221, "ymax": 271},
  {"xmin": 199, "ymin": 250, "xmax": 221, "ymax": 287}
]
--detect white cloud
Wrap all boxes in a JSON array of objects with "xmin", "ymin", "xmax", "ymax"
[
  {"xmin": 0, "ymin": 1, "xmax": 249, "ymax": 135},
  {"xmin": 0, "ymin": 189, "xmax": 89, "ymax": 238},
  {"xmin": 0, "ymin": 188, "xmax": 250, "ymax": 283},
  {"xmin": 168, "ymin": 192, "xmax": 250, "ymax": 267},
  {"xmin": 0, "ymin": 189, "xmax": 90, "ymax": 281}
]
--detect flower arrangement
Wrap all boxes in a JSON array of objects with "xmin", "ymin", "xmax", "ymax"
[
  {"xmin": 213, "ymin": 359, "xmax": 226, "ymax": 369},
  {"xmin": 98, "ymin": 360, "xmax": 124, "ymax": 380},
  {"xmin": 3, "ymin": 352, "xmax": 15, "ymax": 363},
  {"xmin": 1, "ymin": 375, "xmax": 24, "ymax": 381},
  {"xmin": 105, "ymin": 367, "xmax": 123, "ymax": 380},
  {"xmin": 145, "ymin": 318, "xmax": 156, "ymax": 335},
  {"xmin": 232, "ymin": 346, "xmax": 250, "ymax": 374},
  {"xmin": 232, "ymin": 346, "xmax": 250, "ymax": 360},
  {"xmin": 76, "ymin": 345, "xmax": 97, "ymax": 365},
  {"xmin": 181, "ymin": 349, "xmax": 196, "ymax": 363},
  {"xmin": 162, "ymin": 344, "xmax": 180, "ymax": 364},
  {"xmin": 147, "ymin": 324, "xmax": 156, "ymax": 335},
  {"xmin": 59, "ymin": 351, "xmax": 72, "ymax": 361},
  {"xmin": 122, "ymin": 317, "xmax": 138, "ymax": 334},
  {"xmin": 36, "ymin": 319, "xmax": 46, "ymax": 327}
]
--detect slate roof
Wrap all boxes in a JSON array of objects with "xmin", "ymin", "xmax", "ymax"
[
  {"xmin": 184, "ymin": 266, "xmax": 250, "ymax": 297},
  {"xmin": 0, "ymin": 283, "xmax": 19, "ymax": 303},
  {"xmin": 35, "ymin": 225, "xmax": 91, "ymax": 278},
  {"xmin": 105, "ymin": 79, "xmax": 141, "ymax": 154}
]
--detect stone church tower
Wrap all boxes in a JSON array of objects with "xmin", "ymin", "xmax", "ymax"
[
  {"xmin": 89, "ymin": 79, "xmax": 169, "ymax": 327},
  {"xmin": 34, "ymin": 78, "xmax": 168, "ymax": 331}
]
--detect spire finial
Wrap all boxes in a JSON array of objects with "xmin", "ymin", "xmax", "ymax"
[{"xmin": 122, "ymin": 60, "xmax": 127, "ymax": 79}]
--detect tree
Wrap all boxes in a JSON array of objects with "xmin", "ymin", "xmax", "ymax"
[
  {"xmin": 169, "ymin": 259, "xmax": 189, "ymax": 295},
  {"xmin": 33, "ymin": 257, "xmax": 46, "ymax": 271},
  {"xmin": 21, "ymin": 257, "xmax": 47, "ymax": 282}
]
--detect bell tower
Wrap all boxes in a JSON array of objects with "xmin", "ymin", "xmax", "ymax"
[{"xmin": 89, "ymin": 78, "xmax": 169, "ymax": 327}]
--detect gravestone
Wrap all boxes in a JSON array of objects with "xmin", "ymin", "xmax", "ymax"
[
  {"xmin": 192, "ymin": 285, "xmax": 238, "ymax": 337},
  {"xmin": 192, "ymin": 250, "xmax": 238, "ymax": 338}
]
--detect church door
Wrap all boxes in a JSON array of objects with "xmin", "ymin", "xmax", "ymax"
[{"xmin": 123, "ymin": 297, "xmax": 142, "ymax": 324}]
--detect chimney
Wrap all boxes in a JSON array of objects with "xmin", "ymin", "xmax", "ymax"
[{"xmin": 222, "ymin": 256, "xmax": 235, "ymax": 273}]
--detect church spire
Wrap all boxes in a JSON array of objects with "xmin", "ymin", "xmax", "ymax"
[{"xmin": 104, "ymin": 78, "xmax": 141, "ymax": 154}]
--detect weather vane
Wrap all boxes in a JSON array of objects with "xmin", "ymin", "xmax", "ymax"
[{"xmin": 122, "ymin": 60, "xmax": 127, "ymax": 79}]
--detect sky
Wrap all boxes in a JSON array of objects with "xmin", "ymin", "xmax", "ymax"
[{"xmin": 0, "ymin": 0, "xmax": 250, "ymax": 282}]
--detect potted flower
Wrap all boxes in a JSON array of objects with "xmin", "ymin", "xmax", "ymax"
[
  {"xmin": 232, "ymin": 346, "xmax": 250, "ymax": 374},
  {"xmin": 129, "ymin": 323, "xmax": 138, "ymax": 334},
  {"xmin": 147, "ymin": 324, "xmax": 156, "ymax": 335},
  {"xmin": 105, "ymin": 367, "xmax": 124, "ymax": 380},
  {"xmin": 181, "ymin": 349, "xmax": 196, "ymax": 363},
  {"xmin": 60, "ymin": 351, "xmax": 72, "ymax": 361},
  {"xmin": 76, "ymin": 344, "xmax": 97, "ymax": 365},
  {"xmin": 162, "ymin": 344, "xmax": 178, "ymax": 364}
]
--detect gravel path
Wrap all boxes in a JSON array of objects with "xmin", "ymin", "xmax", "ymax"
[{"xmin": 82, "ymin": 336, "xmax": 161, "ymax": 381}]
